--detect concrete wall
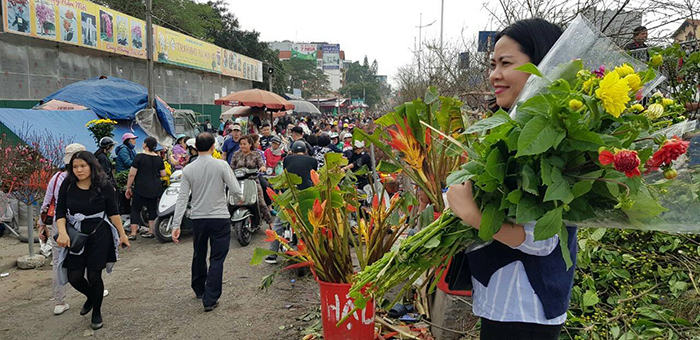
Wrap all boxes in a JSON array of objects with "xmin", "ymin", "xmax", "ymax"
[{"xmin": 0, "ymin": 33, "xmax": 253, "ymax": 115}]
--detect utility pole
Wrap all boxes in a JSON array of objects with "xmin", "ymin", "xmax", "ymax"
[
  {"xmin": 146, "ymin": 0, "xmax": 154, "ymax": 109},
  {"xmin": 440, "ymin": 0, "xmax": 444, "ymax": 50},
  {"xmin": 416, "ymin": 13, "xmax": 435, "ymax": 74}
]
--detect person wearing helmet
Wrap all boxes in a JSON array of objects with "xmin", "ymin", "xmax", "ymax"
[
  {"xmin": 328, "ymin": 132, "xmax": 342, "ymax": 153},
  {"xmin": 95, "ymin": 137, "xmax": 117, "ymax": 186},
  {"xmin": 185, "ymin": 138, "xmax": 199, "ymax": 164},
  {"xmin": 115, "ymin": 133, "xmax": 138, "ymax": 172},
  {"xmin": 169, "ymin": 134, "xmax": 189, "ymax": 170},
  {"xmin": 342, "ymin": 140, "xmax": 373, "ymax": 189},
  {"xmin": 265, "ymin": 140, "xmax": 318, "ymax": 264}
]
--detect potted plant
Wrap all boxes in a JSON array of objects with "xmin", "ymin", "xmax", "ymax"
[{"xmin": 252, "ymin": 153, "xmax": 413, "ymax": 339}]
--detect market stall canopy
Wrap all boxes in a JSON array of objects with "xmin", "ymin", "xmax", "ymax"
[
  {"xmin": 215, "ymin": 89, "xmax": 295, "ymax": 111},
  {"xmin": 35, "ymin": 99, "xmax": 89, "ymax": 111},
  {"xmin": 0, "ymin": 109, "xmax": 148, "ymax": 163},
  {"xmin": 221, "ymin": 106, "xmax": 287, "ymax": 121},
  {"xmin": 37, "ymin": 77, "xmax": 176, "ymax": 136},
  {"xmin": 289, "ymin": 100, "xmax": 321, "ymax": 115}
]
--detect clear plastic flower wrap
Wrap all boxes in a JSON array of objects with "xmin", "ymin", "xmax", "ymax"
[
  {"xmin": 511, "ymin": 14, "xmax": 665, "ymax": 119},
  {"xmin": 575, "ymin": 119, "xmax": 700, "ymax": 233}
]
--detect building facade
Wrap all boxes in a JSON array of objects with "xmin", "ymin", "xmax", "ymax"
[{"xmin": 269, "ymin": 40, "xmax": 345, "ymax": 92}]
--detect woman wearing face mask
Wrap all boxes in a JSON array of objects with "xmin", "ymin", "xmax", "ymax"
[
  {"xmin": 229, "ymin": 135, "xmax": 273, "ymax": 226},
  {"xmin": 446, "ymin": 19, "xmax": 573, "ymax": 340}
]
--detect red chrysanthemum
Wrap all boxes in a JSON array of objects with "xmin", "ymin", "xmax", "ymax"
[
  {"xmin": 650, "ymin": 136, "xmax": 689, "ymax": 167},
  {"xmin": 599, "ymin": 149, "xmax": 641, "ymax": 177}
]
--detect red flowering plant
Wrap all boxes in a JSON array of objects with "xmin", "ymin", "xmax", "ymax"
[
  {"xmin": 251, "ymin": 152, "xmax": 412, "ymax": 285},
  {"xmin": 0, "ymin": 128, "xmax": 66, "ymax": 207}
]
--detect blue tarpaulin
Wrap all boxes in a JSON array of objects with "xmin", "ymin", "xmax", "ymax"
[
  {"xmin": 37, "ymin": 77, "xmax": 175, "ymax": 136},
  {"xmin": 0, "ymin": 109, "xmax": 148, "ymax": 161}
]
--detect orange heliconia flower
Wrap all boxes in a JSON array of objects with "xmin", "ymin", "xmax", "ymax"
[
  {"xmin": 265, "ymin": 187, "xmax": 277, "ymax": 201},
  {"xmin": 310, "ymin": 169, "xmax": 320, "ymax": 185}
]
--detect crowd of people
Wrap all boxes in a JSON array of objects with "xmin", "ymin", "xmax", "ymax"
[{"xmin": 35, "ymin": 109, "xmax": 384, "ymax": 328}]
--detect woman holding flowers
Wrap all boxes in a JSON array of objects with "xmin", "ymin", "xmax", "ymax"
[{"xmin": 447, "ymin": 19, "xmax": 573, "ymax": 339}]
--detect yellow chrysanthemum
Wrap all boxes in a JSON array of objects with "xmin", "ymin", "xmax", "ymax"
[
  {"xmin": 630, "ymin": 104, "xmax": 644, "ymax": 112},
  {"xmin": 569, "ymin": 99, "xmax": 583, "ymax": 110},
  {"xmin": 662, "ymin": 98, "xmax": 674, "ymax": 107},
  {"xmin": 582, "ymin": 78, "xmax": 596, "ymax": 93},
  {"xmin": 645, "ymin": 103, "xmax": 664, "ymax": 120},
  {"xmin": 624, "ymin": 74, "xmax": 641, "ymax": 92},
  {"xmin": 614, "ymin": 64, "xmax": 635, "ymax": 77},
  {"xmin": 595, "ymin": 71, "xmax": 631, "ymax": 118}
]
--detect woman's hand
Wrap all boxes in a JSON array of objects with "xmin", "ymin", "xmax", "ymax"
[
  {"xmin": 259, "ymin": 166, "xmax": 267, "ymax": 173},
  {"xmin": 125, "ymin": 188, "xmax": 132, "ymax": 199},
  {"xmin": 37, "ymin": 222, "xmax": 47, "ymax": 242},
  {"xmin": 119, "ymin": 233, "xmax": 131, "ymax": 249},
  {"xmin": 56, "ymin": 232, "xmax": 70, "ymax": 248},
  {"xmin": 446, "ymin": 181, "xmax": 482, "ymax": 227}
]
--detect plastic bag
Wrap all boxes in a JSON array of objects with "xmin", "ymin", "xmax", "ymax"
[
  {"xmin": 575, "ymin": 120, "xmax": 700, "ymax": 234},
  {"xmin": 510, "ymin": 14, "xmax": 665, "ymax": 120}
]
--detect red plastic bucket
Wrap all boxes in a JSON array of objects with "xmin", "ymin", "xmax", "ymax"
[{"xmin": 318, "ymin": 280, "xmax": 375, "ymax": 340}]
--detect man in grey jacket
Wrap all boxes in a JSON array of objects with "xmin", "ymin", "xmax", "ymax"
[{"xmin": 171, "ymin": 132, "xmax": 243, "ymax": 312}]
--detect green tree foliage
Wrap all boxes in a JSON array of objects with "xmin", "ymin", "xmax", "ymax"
[
  {"xmin": 94, "ymin": 0, "xmax": 284, "ymax": 94},
  {"xmin": 340, "ymin": 58, "xmax": 381, "ymax": 107},
  {"xmin": 281, "ymin": 58, "xmax": 329, "ymax": 98}
]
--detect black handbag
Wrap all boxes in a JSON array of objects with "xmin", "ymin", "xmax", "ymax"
[{"xmin": 54, "ymin": 222, "xmax": 97, "ymax": 253}]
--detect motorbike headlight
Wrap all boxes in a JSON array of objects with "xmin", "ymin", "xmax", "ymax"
[
  {"xmin": 234, "ymin": 169, "xmax": 246, "ymax": 178},
  {"xmin": 166, "ymin": 187, "xmax": 179, "ymax": 195}
]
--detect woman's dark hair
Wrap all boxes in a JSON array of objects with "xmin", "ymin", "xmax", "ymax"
[
  {"xmin": 67, "ymin": 151, "xmax": 109, "ymax": 200},
  {"xmin": 250, "ymin": 134, "xmax": 260, "ymax": 145},
  {"xmin": 239, "ymin": 135, "xmax": 254, "ymax": 148},
  {"xmin": 306, "ymin": 134, "xmax": 318, "ymax": 147},
  {"xmin": 317, "ymin": 134, "xmax": 331, "ymax": 147},
  {"xmin": 495, "ymin": 18, "xmax": 563, "ymax": 65},
  {"xmin": 143, "ymin": 136, "xmax": 157, "ymax": 151}
]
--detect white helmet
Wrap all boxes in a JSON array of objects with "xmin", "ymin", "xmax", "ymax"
[{"xmin": 185, "ymin": 138, "xmax": 196, "ymax": 148}]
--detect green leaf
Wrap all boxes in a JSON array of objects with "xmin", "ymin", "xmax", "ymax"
[
  {"xmin": 623, "ymin": 187, "xmax": 667, "ymax": 221},
  {"xmin": 485, "ymin": 148, "xmax": 506, "ymax": 183},
  {"xmin": 515, "ymin": 62, "xmax": 544, "ymax": 77},
  {"xmin": 569, "ymin": 130, "xmax": 606, "ymax": 151},
  {"xmin": 376, "ymin": 160, "xmax": 401, "ymax": 173},
  {"xmin": 516, "ymin": 116, "xmax": 560, "ymax": 157},
  {"xmin": 465, "ymin": 111, "xmax": 512, "ymax": 134},
  {"xmin": 516, "ymin": 194, "xmax": 545, "ymax": 224},
  {"xmin": 521, "ymin": 164, "xmax": 540, "ymax": 195},
  {"xmin": 424, "ymin": 235, "xmax": 441, "ymax": 248},
  {"xmin": 572, "ymin": 180, "xmax": 593, "ymax": 198},
  {"xmin": 424, "ymin": 86, "xmax": 439, "ymax": 104},
  {"xmin": 405, "ymin": 102, "xmax": 424, "ymax": 145},
  {"xmin": 517, "ymin": 95, "xmax": 548, "ymax": 121},
  {"xmin": 582, "ymin": 290, "xmax": 600, "ymax": 307},
  {"xmin": 559, "ymin": 227, "xmax": 573, "ymax": 270},
  {"xmin": 446, "ymin": 170, "xmax": 475, "ymax": 187},
  {"xmin": 535, "ymin": 206, "xmax": 564, "ymax": 241},
  {"xmin": 613, "ymin": 269, "xmax": 631, "ymax": 279},
  {"xmin": 251, "ymin": 248, "xmax": 286, "ymax": 265},
  {"xmin": 590, "ymin": 228, "xmax": 606, "ymax": 241},
  {"xmin": 507, "ymin": 190, "xmax": 522, "ymax": 204},
  {"xmin": 541, "ymin": 158, "xmax": 553, "ymax": 186},
  {"xmin": 544, "ymin": 167, "xmax": 574, "ymax": 204},
  {"xmin": 506, "ymin": 128, "xmax": 521, "ymax": 152},
  {"xmin": 479, "ymin": 204, "xmax": 504, "ymax": 241}
]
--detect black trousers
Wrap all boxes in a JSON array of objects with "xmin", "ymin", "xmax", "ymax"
[
  {"xmin": 480, "ymin": 318, "xmax": 563, "ymax": 340},
  {"xmin": 191, "ymin": 218, "xmax": 230, "ymax": 307}
]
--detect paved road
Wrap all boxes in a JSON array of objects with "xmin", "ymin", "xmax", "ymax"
[{"xmin": 0, "ymin": 230, "xmax": 319, "ymax": 340}]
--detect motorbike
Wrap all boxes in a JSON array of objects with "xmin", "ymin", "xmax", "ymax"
[
  {"xmin": 229, "ymin": 168, "xmax": 260, "ymax": 246},
  {"xmin": 153, "ymin": 170, "xmax": 193, "ymax": 243}
]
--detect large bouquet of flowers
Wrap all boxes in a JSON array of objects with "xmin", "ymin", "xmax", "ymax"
[{"xmin": 347, "ymin": 14, "xmax": 700, "ymax": 313}]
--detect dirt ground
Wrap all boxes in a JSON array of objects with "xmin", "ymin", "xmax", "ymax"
[{"xmin": 0, "ymin": 230, "xmax": 321, "ymax": 340}]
